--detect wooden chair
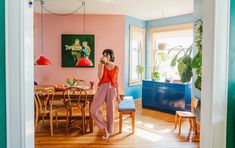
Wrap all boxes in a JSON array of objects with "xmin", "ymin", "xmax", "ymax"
[
  {"xmin": 63, "ymin": 87, "xmax": 89, "ymax": 135},
  {"xmin": 118, "ymin": 96, "xmax": 136, "ymax": 134},
  {"xmin": 174, "ymin": 97, "xmax": 198, "ymax": 135},
  {"xmin": 34, "ymin": 94, "xmax": 39, "ymax": 131},
  {"xmin": 34, "ymin": 88, "xmax": 58, "ymax": 136}
]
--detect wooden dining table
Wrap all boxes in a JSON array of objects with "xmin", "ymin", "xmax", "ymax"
[{"xmin": 35, "ymin": 85, "xmax": 125, "ymax": 133}]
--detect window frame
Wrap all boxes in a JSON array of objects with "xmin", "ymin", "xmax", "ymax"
[
  {"xmin": 150, "ymin": 23, "xmax": 193, "ymax": 70},
  {"xmin": 129, "ymin": 25, "xmax": 146, "ymax": 86}
]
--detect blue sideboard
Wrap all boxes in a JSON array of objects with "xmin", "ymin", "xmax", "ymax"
[{"xmin": 142, "ymin": 80, "xmax": 191, "ymax": 114}]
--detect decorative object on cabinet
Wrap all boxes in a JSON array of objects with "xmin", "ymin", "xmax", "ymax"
[
  {"xmin": 136, "ymin": 65, "xmax": 161, "ymax": 81},
  {"xmin": 142, "ymin": 80, "xmax": 191, "ymax": 114},
  {"xmin": 151, "ymin": 67, "xmax": 160, "ymax": 81}
]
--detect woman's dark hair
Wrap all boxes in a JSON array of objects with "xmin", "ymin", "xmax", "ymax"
[{"xmin": 102, "ymin": 49, "xmax": 115, "ymax": 62}]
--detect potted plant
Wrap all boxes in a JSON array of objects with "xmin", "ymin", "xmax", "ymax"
[
  {"xmin": 169, "ymin": 19, "xmax": 203, "ymax": 90},
  {"xmin": 66, "ymin": 77, "xmax": 78, "ymax": 87},
  {"xmin": 136, "ymin": 65, "xmax": 144, "ymax": 80},
  {"xmin": 151, "ymin": 66, "xmax": 160, "ymax": 81}
]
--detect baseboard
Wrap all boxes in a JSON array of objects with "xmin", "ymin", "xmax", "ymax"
[{"xmin": 134, "ymin": 98, "xmax": 142, "ymax": 106}]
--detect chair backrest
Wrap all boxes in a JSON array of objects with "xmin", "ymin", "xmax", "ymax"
[
  {"xmin": 191, "ymin": 97, "xmax": 198, "ymax": 113},
  {"xmin": 34, "ymin": 88, "xmax": 55, "ymax": 114},
  {"xmin": 63, "ymin": 87, "xmax": 88, "ymax": 110},
  {"xmin": 34, "ymin": 94, "xmax": 39, "ymax": 115}
]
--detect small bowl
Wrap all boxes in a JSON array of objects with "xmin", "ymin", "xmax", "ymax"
[{"xmin": 54, "ymin": 85, "xmax": 66, "ymax": 91}]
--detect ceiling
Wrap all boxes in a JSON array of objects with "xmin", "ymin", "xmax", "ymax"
[{"xmin": 34, "ymin": 0, "xmax": 194, "ymax": 20}]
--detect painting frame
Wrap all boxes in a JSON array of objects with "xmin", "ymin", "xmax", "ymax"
[{"xmin": 61, "ymin": 34, "xmax": 95, "ymax": 68}]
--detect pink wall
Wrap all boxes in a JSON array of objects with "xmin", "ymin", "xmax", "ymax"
[{"xmin": 34, "ymin": 14, "xmax": 125, "ymax": 88}]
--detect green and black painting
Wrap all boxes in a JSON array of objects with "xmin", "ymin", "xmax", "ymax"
[{"xmin": 62, "ymin": 34, "xmax": 95, "ymax": 67}]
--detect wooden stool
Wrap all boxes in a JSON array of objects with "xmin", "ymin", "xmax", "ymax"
[
  {"xmin": 118, "ymin": 96, "xmax": 136, "ymax": 134},
  {"xmin": 175, "ymin": 97, "xmax": 198, "ymax": 135}
]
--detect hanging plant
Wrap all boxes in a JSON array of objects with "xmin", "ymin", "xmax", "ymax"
[{"xmin": 191, "ymin": 20, "xmax": 203, "ymax": 90}]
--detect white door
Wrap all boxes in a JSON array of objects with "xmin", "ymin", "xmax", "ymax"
[{"xmin": 5, "ymin": 0, "xmax": 34, "ymax": 148}]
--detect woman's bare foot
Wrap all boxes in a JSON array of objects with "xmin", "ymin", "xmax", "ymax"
[{"xmin": 102, "ymin": 128, "xmax": 110, "ymax": 140}]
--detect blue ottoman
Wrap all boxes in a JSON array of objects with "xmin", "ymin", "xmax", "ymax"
[{"xmin": 118, "ymin": 96, "xmax": 135, "ymax": 134}]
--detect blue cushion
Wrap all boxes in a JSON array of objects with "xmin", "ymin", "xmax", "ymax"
[{"xmin": 118, "ymin": 96, "xmax": 135, "ymax": 111}]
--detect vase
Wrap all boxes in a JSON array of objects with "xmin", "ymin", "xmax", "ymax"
[{"xmin": 90, "ymin": 81, "xmax": 94, "ymax": 89}]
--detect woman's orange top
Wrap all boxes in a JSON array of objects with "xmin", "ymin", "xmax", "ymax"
[{"xmin": 98, "ymin": 65, "xmax": 118, "ymax": 88}]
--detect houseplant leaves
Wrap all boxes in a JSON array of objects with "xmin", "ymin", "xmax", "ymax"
[{"xmin": 177, "ymin": 55, "xmax": 193, "ymax": 83}]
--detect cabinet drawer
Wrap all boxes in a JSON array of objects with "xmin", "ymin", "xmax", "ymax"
[
  {"xmin": 142, "ymin": 94, "xmax": 155, "ymax": 105},
  {"xmin": 143, "ymin": 81, "xmax": 163, "ymax": 88}
]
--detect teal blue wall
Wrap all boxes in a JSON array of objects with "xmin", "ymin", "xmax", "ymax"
[
  {"xmin": 125, "ymin": 14, "xmax": 194, "ymax": 99},
  {"xmin": 125, "ymin": 16, "xmax": 146, "ymax": 99},
  {"xmin": 0, "ymin": 0, "xmax": 6, "ymax": 147},
  {"xmin": 227, "ymin": 0, "xmax": 235, "ymax": 147}
]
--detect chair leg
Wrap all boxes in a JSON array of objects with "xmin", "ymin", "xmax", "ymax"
[
  {"xmin": 66, "ymin": 110, "xmax": 69, "ymax": 135},
  {"xmin": 55, "ymin": 112, "xmax": 58, "ymax": 128},
  {"xmin": 174, "ymin": 113, "xmax": 178, "ymax": 129},
  {"xmin": 178, "ymin": 117, "xmax": 182, "ymax": 135},
  {"xmin": 189, "ymin": 118, "xmax": 192, "ymax": 131},
  {"xmin": 69, "ymin": 108, "xmax": 72, "ymax": 124},
  {"xmin": 119, "ymin": 112, "xmax": 123, "ymax": 134},
  {"xmin": 42, "ymin": 114, "xmax": 45, "ymax": 125},
  {"xmin": 34, "ymin": 110, "xmax": 39, "ymax": 131},
  {"xmin": 82, "ymin": 109, "xmax": 85, "ymax": 135},
  {"xmin": 50, "ymin": 113, "xmax": 53, "ymax": 136},
  {"xmin": 131, "ymin": 112, "xmax": 135, "ymax": 134},
  {"xmin": 193, "ymin": 118, "xmax": 198, "ymax": 135}
]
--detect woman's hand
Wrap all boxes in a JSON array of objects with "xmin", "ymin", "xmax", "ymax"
[
  {"xmin": 117, "ymin": 96, "xmax": 122, "ymax": 104},
  {"xmin": 100, "ymin": 56, "xmax": 107, "ymax": 64}
]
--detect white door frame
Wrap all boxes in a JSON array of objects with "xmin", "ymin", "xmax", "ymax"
[
  {"xmin": 5, "ymin": 0, "xmax": 230, "ymax": 148},
  {"xmin": 5, "ymin": 0, "xmax": 34, "ymax": 148},
  {"xmin": 201, "ymin": 0, "xmax": 229, "ymax": 147}
]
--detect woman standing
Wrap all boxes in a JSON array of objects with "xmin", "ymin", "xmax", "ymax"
[{"xmin": 90, "ymin": 49, "xmax": 120, "ymax": 140}]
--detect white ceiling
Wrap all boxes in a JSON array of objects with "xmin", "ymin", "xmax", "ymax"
[{"xmin": 34, "ymin": 0, "xmax": 194, "ymax": 20}]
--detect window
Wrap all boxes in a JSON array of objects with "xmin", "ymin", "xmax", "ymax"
[
  {"xmin": 150, "ymin": 24, "xmax": 193, "ymax": 81},
  {"xmin": 129, "ymin": 26, "xmax": 145, "ymax": 85}
]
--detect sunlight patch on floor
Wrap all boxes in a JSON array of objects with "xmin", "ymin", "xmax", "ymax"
[{"xmin": 123, "ymin": 125, "xmax": 163, "ymax": 142}]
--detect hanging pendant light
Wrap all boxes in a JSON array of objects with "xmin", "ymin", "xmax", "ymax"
[
  {"xmin": 76, "ymin": 57, "xmax": 93, "ymax": 66},
  {"xmin": 158, "ymin": 42, "xmax": 166, "ymax": 50},
  {"xmin": 76, "ymin": 0, "xmax": 93, "ymax": 67},
  {"xmin": 36, "ymin": 0, "xmax": 51, "ymax": 65}
]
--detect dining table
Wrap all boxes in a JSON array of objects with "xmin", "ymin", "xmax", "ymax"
[{"xmin": 35, "ymin": 85, "xmax": 125, "ymax": 133}]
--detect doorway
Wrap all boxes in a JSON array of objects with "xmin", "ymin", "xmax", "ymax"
[{"xmin": 5, "ymin": 0, "xmax": 230, "ymax": 147}]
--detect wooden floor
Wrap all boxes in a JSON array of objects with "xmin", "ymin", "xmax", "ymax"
[{"xmin": 35, "ymin": 103, "xmax": 200, "ymax": 148}]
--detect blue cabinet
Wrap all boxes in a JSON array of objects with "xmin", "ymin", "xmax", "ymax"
[{"xmin": 142, "ymin": 80, "xmax": 191, "ymax": 114}]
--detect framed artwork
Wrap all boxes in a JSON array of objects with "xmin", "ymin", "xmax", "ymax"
[{"xmin": 62, "ymin": 34, "xmax": 95, "ymax": 67}]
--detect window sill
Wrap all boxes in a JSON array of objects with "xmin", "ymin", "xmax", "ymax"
[{"xmin": 129, "ymin": 81, "xmax": 142, "ymax": 86}]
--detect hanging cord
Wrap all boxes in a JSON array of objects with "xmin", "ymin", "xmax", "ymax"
[
  {"xmin": 40, "ymin": 0, "xmax": 84, "ymax": 16},
  {"xmin": 40, "ymin": 0, "xmax": 44, "ymax": 54},
  {"xmin": 83, "ymin": 0, "xmax": 86, "ymax": 41}
]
